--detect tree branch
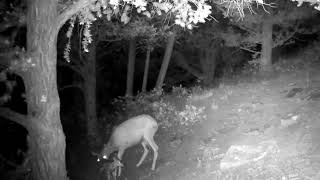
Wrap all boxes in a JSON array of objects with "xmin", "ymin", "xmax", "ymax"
[
  {"xmin": 0, "ymin": 153, "xmax": 31, "ymax": 178},
  {"xmin": 0, "ymin": 107, "xmax": 28, "ymax": 128},
  {"xmin": 173, "ymin": 52, "xmax": 204, "ymax": 79},
  {"xmin": 0, "ymin": 21, "xmax": 22, "ymax": 32},
  {"xmin": 59, "ymin": 83, "xmax": 83, "ymax": 92},
  {"xmin": 272, "ymin": 30, "xmax": 297, "ymax": 48},
  {"xmin": 57, "ymin": 60, "xmax": 84, "ymax": 78},
  {"xmin": 240, "ymin": 46, "xmax": 260, "ymax": 54},
  {"xmin": 0, "ymin": 153, "xmax": 20, "ymax": 168},
  {"xmin": 56, "ymin": 0, "xmax": 91, "ymax": 30}
]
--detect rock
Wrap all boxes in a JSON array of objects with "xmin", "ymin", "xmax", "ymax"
[{"xmin": 220, "ymin": 140, "xmax": 279, "ymax": 170}]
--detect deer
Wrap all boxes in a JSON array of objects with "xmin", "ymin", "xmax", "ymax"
[
  {"xmin": 99, "ymin": 157, "xmax": 124, "ymax": 180},
  {"xmin": 93, "ymin": 114, "xmax": 159, "ymax": 176}
]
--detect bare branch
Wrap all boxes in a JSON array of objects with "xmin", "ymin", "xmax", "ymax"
[
  {"xmin": 0, "ymin": 21, "xmax": 22, "ymax": 32},
  {"xmin": 57, "ymin": 60, "xmax": 84, "ymax": 77},
  {"xmin": 0, "ymin": 107, "xmax": 28, "ymax": 128},
  {"xmin": 56, "ymin": 0, "xmax": 91, "ymax": 30},
  {"xmin": 0, "ymin": 153, "xmax": 20, "ymax": 168},
  {"xmin": 0, "ymin": 153, "xmax": 31, "ymax": 178},
  {"xmin": 59, "ymin": 83, "xmax": 83, "ymax": 92},
  {"xmin": 173, "ymin": 52, "xmax": 204, "ymax": 79},
  {"xmin": 272, "ymin": 29, "xmax": 297, "ymax": 48},
  {"xmin": 240, "ymin": 46, "xmax": 260, "ymax": 54},
  {"xmin": 237, "ymin": 24, "xmax": 258, "ymax": 35},
  {"xmin": 96, "ymin": 64, "xmax": 108, "ymax": 72},
  {"xmin": 100, "ymin": 38, "xmax": 123, "ymax": 42}
]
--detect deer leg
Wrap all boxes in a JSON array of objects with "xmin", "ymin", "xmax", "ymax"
[
  {"xmin": 113, "ymin": 170, "xmax": 117, "ymax": 180},
  {"xmin": 112, "ymin": 169, "xmax": 116, "ymax": 180},
  {"xmin": 107, "ymin": 170, "xmax": 111, "ymax": 180},
  {"xmin": 136, "ymin": 141, "xmax": 149, "ymax": 167},
  {"xmin": 145, "ymin": 132, "xmax": 158, "ymax": 170},
  {"xmin": 117, "ymin": 149, "xmax": 125, "ymax": 177}
]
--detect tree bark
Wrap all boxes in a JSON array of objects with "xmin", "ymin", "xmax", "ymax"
[
  {"xmin": 126, "ymin": 38, "xmax": 136, "ymax": 96},
  {"xmin": 261, "ymin": 21, "xmax": 273, "ymax": 72},
  {"xmin": 200, "ymin": 48, "xmax": 217, "ymax": 86},
  {"xmin": 142, "ymin": 45, "xmax": 151, "ymax": 93},
  {"xmin": 156, "ymin": 32, "xmax": 176, "ymax": 89},
  {"xmin": 83, "ymin": 42, "xmax": 100, "ymax": 148},
  {"xmin": 25, "ymin": 0, "xmax": 67, "ymax": 179}
]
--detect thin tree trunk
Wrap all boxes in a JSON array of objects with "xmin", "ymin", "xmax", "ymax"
[
  {"xmin": 261, "ymin": 21, "xmax": 273, "ymax": 72},
  {"xmin": 83, "ymin": 42, "xmax": 100, "ymax": 148},
  {"xmin": 200, "ymin": 48, "xmax": 217, "ymax": 86},
  {"xmin": 156, "ymin": 32, "xmax": 176, "ymax": 89},
  {"xmin": 126, "ymin": 38, "xmax": 136, "ymax": 96},
  {"xmin": 142, "ymin": 45, "xmax": 151, "ymax": 93},
  {"xmin": 26, "ymin": 0, "xmax": 67, "ymax": 179}
]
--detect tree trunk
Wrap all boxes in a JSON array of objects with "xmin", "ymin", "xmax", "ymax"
[
  {"xmin": 142, "ymin": 45, "xmax": 151, "ymax": 93},
  {"xmin": 200, "ymin": 48, "xmax": 217, "ymax": 86},
  {"xmin": 83, "ymin": 42, "xmax": 100, "ymax": 148},
  {"xmin": 261, "ymin": 21, "xmax": 273, "ymax": 72},
  {"xmin": 26, "ymin": 0, "xmax": 67, "ymax": 179},
  {"xmin": 156, "ymin": 32, "xmax": 176, "ymax": 89},
  {"xmin": 126, "ymin": 38, "xmax": 136, "ymax": 96}
]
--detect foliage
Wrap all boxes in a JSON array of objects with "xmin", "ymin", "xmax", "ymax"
[
  {"xmin": 209, "ymin": 0, "xmax": 318, "ymax": 59},
  {"xmin": 172, "ymin": 85, "xmax": 190, "ymax": 98},
  {"xmin": 291, "ymin": 0, "xmax": 320, "ymax": 10},
  {"xmin": 271, "ymin": 40, "xmax": 320, "ymax": 73},
  {"xmin": 303, "ymin": 40, "xmax": 320, "ymax": 63},
  {"xmin": 177, "ymin": 104, "xmax": 205, "ymax": 127},
  {"xmin": 243, "ymin": 59, "xmax": 260, "ymax": 74},
  {"xmin": 60, "ymin": 0, "xmax": 274, "ymax": 56},
  {"xmin": 111, "ymin": 88, "xmax": 164, "ymax": 119},
  {"xmin": 64, "ymin": 0, "xmax": 213, "ymax": 53},
  {"xmin": 273, "ymin": 57, "xmax": 305, "ymax": 73},
  {"xmin": 111, "ymin": 86, "xmax": 206, "ymax": 135},
  {"xmin": 214, "ymin": 0, "xmax": 276, "ymax": 20},
  {"xmin": 0, "ymin": 71, "xmax": 16, "ymax": 105}
]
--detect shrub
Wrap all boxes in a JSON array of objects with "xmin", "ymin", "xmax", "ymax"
[{"xmin": 111, "ymin": 87, "xmax": 206, "ymax": 136}]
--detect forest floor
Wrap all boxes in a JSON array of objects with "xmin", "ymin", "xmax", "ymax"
[{"xmin": 69, "ymin": 60, "xmax": 320, "ymax": 180}]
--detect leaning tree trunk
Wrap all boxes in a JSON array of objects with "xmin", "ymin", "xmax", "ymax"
[
  {"xmin": 126, "ymin": 38, "xmax": 136, "ymax": 96},
  {"xmin": 261, "ymin": 21, "xmax": 273, "ymax": 72},
  {"xmin": 156, "ymin": 32, "xmax": 176, "ymax": 89},
  {"xmin": 26, "ymin": 0, "xmax": 67, "ymax": 179},
  {"xmin": 142, "ymin": 45, "xmax": 151, "ymax": 93},
  {"xmin": 83, "ymin": 41, "xmax": 100, "ymax": 148}
]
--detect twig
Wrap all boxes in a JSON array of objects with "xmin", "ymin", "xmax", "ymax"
[{"xmin": 0, "ymin": 107, "xmax": 28, "ymax": 128}]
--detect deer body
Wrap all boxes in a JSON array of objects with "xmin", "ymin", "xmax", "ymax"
[{"xmin": 99, "ymin": 114, "xmax": 159, "ymax": 175}]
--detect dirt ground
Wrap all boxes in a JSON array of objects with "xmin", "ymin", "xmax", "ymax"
[{"xmin": 70, "ymin": 61, "xmax": 320, "ymax": 180}]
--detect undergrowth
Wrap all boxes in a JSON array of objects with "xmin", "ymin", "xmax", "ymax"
[{"xmin": 110, "ymin": 87, "xmax": 207, "ymax": 136}]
